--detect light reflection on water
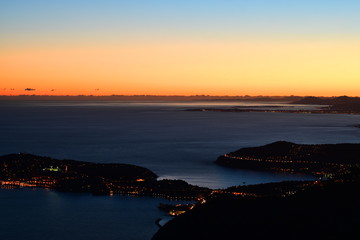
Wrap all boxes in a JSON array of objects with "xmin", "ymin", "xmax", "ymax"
[
  {"xmin": 0, "ymin": 101, "xmax": 359, "ymax": 188},
  {"xmin": 0, "ymin": 188, "xmax": 174, "ymax": 240},
  {"xmin": 0, "ymin": 101, "xmax": 360, "ymax": 239}
]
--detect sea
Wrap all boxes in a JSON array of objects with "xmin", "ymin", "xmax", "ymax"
[{"xmin": 1, "ymin": 100, "xmax": 360, "ymax": 240}]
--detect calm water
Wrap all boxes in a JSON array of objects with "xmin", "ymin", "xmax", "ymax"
[
  {"xmin": 0, "ymin": 188, "xmax": 174, "ymax": 240},
  {"xmin": 1, "ymin": 100, "xmax": 360, "ymax": 240}
]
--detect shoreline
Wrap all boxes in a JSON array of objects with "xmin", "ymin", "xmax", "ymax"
[{"xmin": 185, "ymin": 108, "xmax": 360, "ymax": 115}]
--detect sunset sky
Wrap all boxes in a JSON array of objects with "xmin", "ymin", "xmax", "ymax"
[{"xmin": 1, "ymin": 0, "xmax": 360, "ymax": 96}]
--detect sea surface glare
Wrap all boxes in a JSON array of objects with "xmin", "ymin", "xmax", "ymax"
[{"xmin": 1, "ymin": 101, "xmax": 359, "ymax": 240}]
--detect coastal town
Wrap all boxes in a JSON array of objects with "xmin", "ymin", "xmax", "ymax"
[
  {"xmin": 0, "ymin": 153, "xmax": 210, "ymax": 201},
  {"xmin": 2, "ymin": 139, "xmax": 360, "ymax": 218},
  {"xmin": 216, "ymin": 141, "xmax": 360, "ymax": 177}
]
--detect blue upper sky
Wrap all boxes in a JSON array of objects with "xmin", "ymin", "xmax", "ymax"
[
  {"xmin": 1, "ymin": 0, "xmax": 359, "ymax": 45},
  {"xmin": 1, "ymin": 0, "xmax": 360, "ymax": 96}
]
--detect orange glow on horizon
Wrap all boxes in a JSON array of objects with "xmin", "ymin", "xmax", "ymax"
[{"xmin": 1, "ymin": 39, "xmax": 360, "ymax": 97}]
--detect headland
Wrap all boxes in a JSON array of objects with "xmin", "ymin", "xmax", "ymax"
[
  {"xmin": 0, "ymin": 153, "xmax": 209, "ymax": 200},
  {"xmin": 216, "ymin": 141, "xmax": 360, "ymax": 177}
]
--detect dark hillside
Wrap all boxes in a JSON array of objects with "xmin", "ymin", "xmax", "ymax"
[{"xmin": 152, "ymin": 181, "xmax": 360, "ymax": 240}]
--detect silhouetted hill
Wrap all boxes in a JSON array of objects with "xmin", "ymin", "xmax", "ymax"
[
  {"xmin": 0, "ymin": 153, "xmax": 157, "ymax": 181},
  {"xmin": 292, "ymin": 96, "xmax": 360, "ymax": 105},
  {"xmin": 153, "ymin": 140, "xmax": 360, "ymax": 239},
  {"xmin": 216, "ymin": 141, "xmax": 360, "ymax": 175},
  {"xmin": 292, "ymin": 96, "xmax": 328, "ymax": 105},
  {"xmin": 152, "ymin": 180, "xmax": 360, "ymax": 240},
  {"xmin": 293, "ymin": 96, "xmax": 360, "ymax": 113}
]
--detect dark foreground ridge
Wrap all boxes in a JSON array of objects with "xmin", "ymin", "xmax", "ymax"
[
  {"xmin": 0, "ymin": 153, "xmax": 209, "ymax": 199},
  {"xmin": 152, "ymin": 179, "xmax": 360, "ymax": 240},
  {"xmin": 216, "ymin": 141, "xmax": 360, "ymax": 177},
  {"xmin": 153, "ymin": 141, "xmax": 360, "ymax": 240}
]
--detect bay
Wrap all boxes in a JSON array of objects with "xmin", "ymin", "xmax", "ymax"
[{"xmin": 1, "ymin": 100, "xmax": 359, "ymax": 239}]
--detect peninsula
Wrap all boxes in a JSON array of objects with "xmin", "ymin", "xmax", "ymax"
[
  {"xmin": 0, "ymin": 153, "xmax": 209, "ymax": 199},
  {"xmin": 216, "ymin": 141, "xmax": 360, "ymax": 177}
]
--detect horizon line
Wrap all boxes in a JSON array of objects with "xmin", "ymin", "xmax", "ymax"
[{"xmin": 0, "ymin": 94, "xmax": 358, "ymax": 98}]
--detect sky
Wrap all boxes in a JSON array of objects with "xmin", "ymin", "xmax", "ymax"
[{"xmin": 1, "ymin": 0, "xmax": 360, "ymax": 96}]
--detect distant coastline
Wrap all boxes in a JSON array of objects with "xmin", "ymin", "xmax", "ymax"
[
  {"xmin": 0, "ymin": 94, "xmax": 302, "ymax": 102},
  {"xmin": 0, "ymin": 95, "xmax": 359, "ymax": 101},
  {"xmin": 186, "ymin": 96, "xmax": 360, "ymax": 115},
  {"xmin": 3, "ymin": 95, "xmax": 360, "ymax": 115}
]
